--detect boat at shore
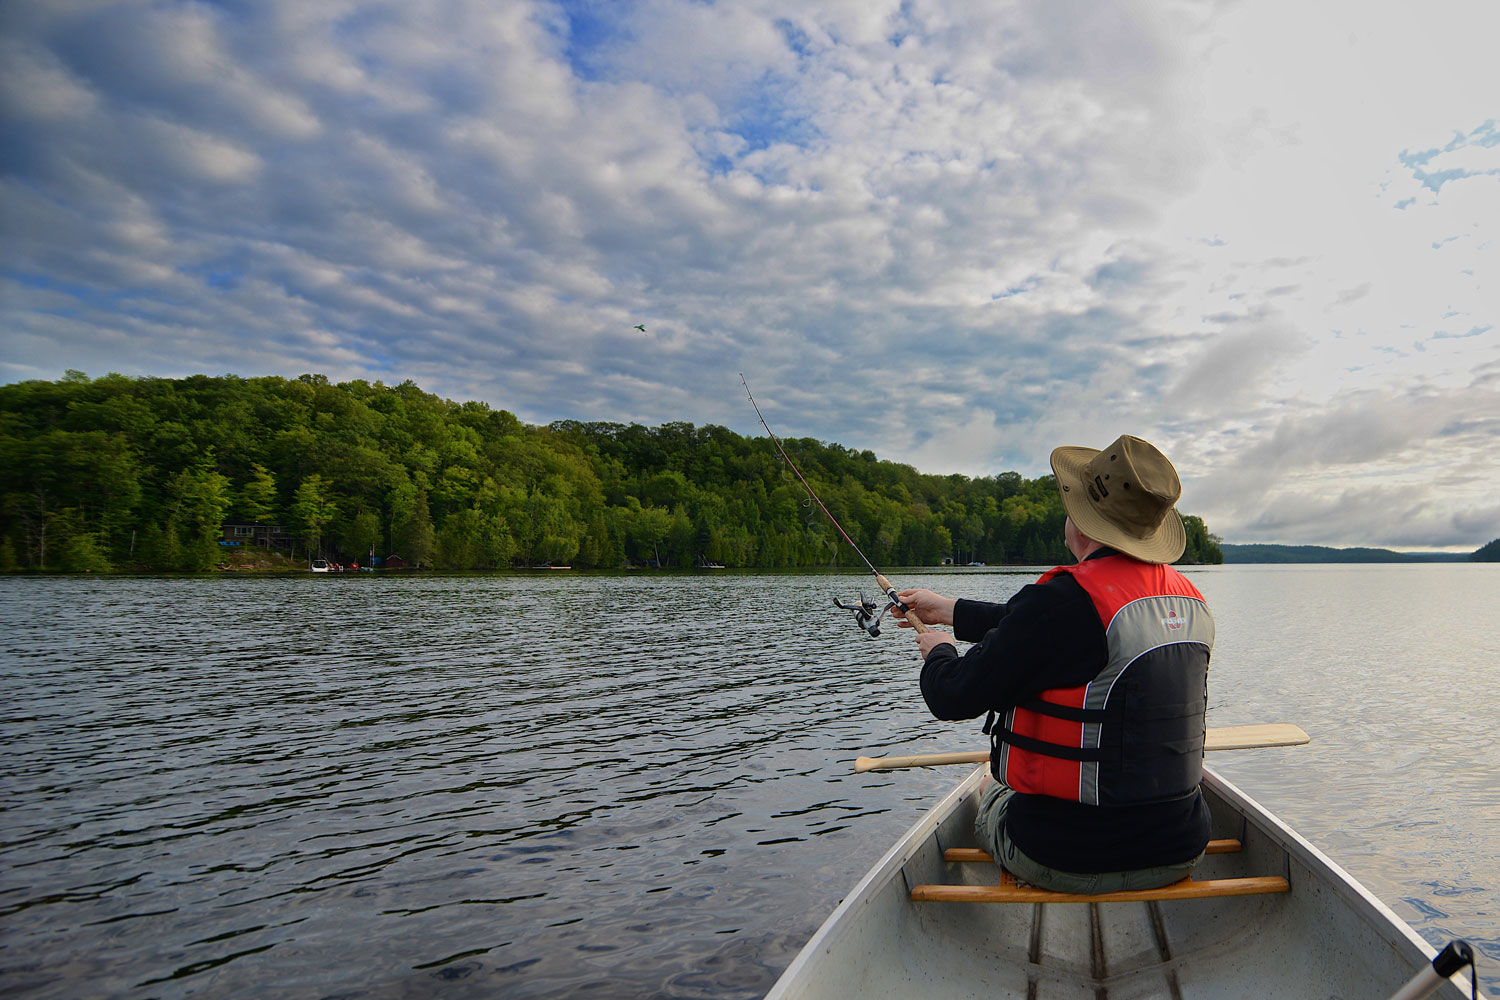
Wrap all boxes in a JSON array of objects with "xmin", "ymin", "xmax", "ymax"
[{"xmin": 766, "ymin": 764, "xmax": 1482, "ymax": 1000}]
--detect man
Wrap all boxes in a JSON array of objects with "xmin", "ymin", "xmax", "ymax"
[{"xmin": 896, "ymin": 434, "xmax": 1215, "ymax": 893}]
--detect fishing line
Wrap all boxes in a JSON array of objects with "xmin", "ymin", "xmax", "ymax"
[
  {"xmin": 739, "ymin": 373, "xmax": 930, "ymax": 637},
  {"xmin": 739, "ymin": 374, "xmax": 880, "ymax": 575}
]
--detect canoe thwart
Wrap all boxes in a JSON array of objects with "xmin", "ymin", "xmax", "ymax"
[
  {"xmin": 942, "ymin": 838, "xmax": 1243, "ymax": 864},
  {"xmin": 910, "ymin": 874, "xmax": 1291, "ymax": 904}
]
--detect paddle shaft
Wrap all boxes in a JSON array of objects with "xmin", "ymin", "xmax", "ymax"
[
  {"xmin": 1387, "ymin": 940, "xmax": 1476, "ymax": 1000},
  {"xmin": 853, "ymin": 723, "xmax": 1310, "ymax": 773}
]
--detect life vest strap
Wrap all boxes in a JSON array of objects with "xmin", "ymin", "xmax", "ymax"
[
  {"xmin": 990, "ymin": 724, "xmax": 1112, "ymax": 763},
  {"xmin": 1015, "ymin": 696, "xmax": 1119, "ymax": 724}
]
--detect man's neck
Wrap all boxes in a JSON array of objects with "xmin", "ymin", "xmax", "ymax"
[{"xmin": 1070, "ymin": 537, "xmax": 1105, "ymax": 563}]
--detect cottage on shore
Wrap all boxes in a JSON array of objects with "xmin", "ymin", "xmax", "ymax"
[{"xmin": 220, "ymin": 522, "xmax": 293, "ymax": 550}]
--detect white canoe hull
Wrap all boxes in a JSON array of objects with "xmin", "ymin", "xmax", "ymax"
[{"xmin": 767, "ymin": 765, "xmax": 1480, "ymax": 1000}]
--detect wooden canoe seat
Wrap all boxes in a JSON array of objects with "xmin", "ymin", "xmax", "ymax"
[
  {"xmin": 911, "ymin": 876, "xmax": 1289, "ymax": 903},
  {"xmin": 913, "ymin": 839, "xmax": 1289, "ymax": 903},
  {"xmin": 942, "ymin": 838, "xmax": 1243, "ymax": 864}
]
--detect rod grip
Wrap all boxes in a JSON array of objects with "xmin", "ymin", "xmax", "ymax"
[{"xmin": 875, "ymin": 574, "xmax": 931, "ymax": 634}]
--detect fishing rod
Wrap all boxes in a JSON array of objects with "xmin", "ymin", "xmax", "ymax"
[{"xmin": 739, "ymin": 374, "xmax": 930, "ymax": 638}]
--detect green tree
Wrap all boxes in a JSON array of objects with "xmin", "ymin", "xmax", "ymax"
[
  {"xmin": 665, "ymin": 507, "xmax": 694, "ymax": 567},
  {"xmin": 1179, "ymin": 514, "xmax": 1224, "ymax": 565},
  {"xmin": 517, "ymin": 484, "xmax": 579, "ymax": 566},
  {"xmin": 242, "ymin": 463, "xmax": 280, "ymax": 523},
  {"xmin": 436, "ymin": 507, "xmax": 482, "ymax": 569},
  {"xmin": 290, "ymin": 474, "xmax": 339, "ymax": 557},
  {"xmin": 386, "ymin": 478, "xmax": 417, "ymax": 555},
  {"xmin": 578, "ymin": 511, "xmax": 621, "ymax": 568},
  {"xmin": 52, "ymin": 508, "xmax": 112, "ymax": 572},
  {"xmin": 343, "ymin": 510, "xmax": 381, "ymax": 561},
  {"xmin": 6, "ymin": 488, "xmax": 52, "ymax": 569},
  {"xmin": 631, "ymin": 503, "xmax": 672, "ymax": 566},
  {"xmin": 479, "ymin": 510, "xmax": 517, "ymax": 567},
  {"xmin": 396, "ymin": 489, "xmax": 435, "ymax": 566},
  {"xmin": 0, "ymin": 373, "xmax": 1228, "ymax": 575},
  {"xmin": 535, "ymin": 531, "xmax": 579, "ymax": 566},
  {"xmin": 167, "ymin": 466, "xmax": 232, "ymax": 571},
  {"xmin": 140, "ymin": 521, "xmax": 184, "ymax": 571}
]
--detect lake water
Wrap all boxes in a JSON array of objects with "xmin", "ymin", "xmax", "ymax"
[{"xmin": 1, "ymin": 565, "xmax": 1495, "ymax": 998}]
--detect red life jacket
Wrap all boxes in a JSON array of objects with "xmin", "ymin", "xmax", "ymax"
[{"xmin": 992, "ymin": 555, "xmax": 1214, "ymax": 806}]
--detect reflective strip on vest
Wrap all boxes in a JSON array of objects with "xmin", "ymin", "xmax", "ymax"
[{"xmin": 996, "ymin": 557, "xmax": 1215, "ymax": 806}]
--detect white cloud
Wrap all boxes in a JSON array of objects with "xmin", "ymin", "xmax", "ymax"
[
  {"xmin": 146, "ymin": 118, "xmax": 263, "ymax": 184},
  {"xmin": 0, "ymin": 0, "xmax": 1495, "ymax": 550},
  {"xmin": 0, "ymin": 38, "xmax": 100, "ymax": 120}
]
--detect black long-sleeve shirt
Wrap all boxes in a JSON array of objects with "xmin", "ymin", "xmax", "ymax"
[{"xmin": 919, "ymin": 551, "xmax": 1211, "ymax": 873}]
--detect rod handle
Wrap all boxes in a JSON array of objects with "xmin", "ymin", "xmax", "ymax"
[{"xmin": 875, "ymin": 574, "xmax": 931, "ymax": 634}]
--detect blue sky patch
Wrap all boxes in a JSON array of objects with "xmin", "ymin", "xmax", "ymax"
[
  {"xmin": 1399, "ymin": 119, "xmax": 1500, "ymax": 193},
  {"xmin": 725, "ymin": 73, "xmax": 818, "ymax": 154},
  {"xmin": 5, "ymin": 270, "xmax": 170, "ymax": 319},
  {"xmin": 548, "ymin": 0, "xmax": 634, "ymax": 82},
  {"xmin": 992, "ymin": 276, "xmax": 1042, "ymax": 300},
  {"xmin": 1087, "ymin": 258, "xmax": 1149, "ymax": 290},
  {"xmin": 1432, "ymin": 325, "xmax": 1492, "ymax": 340},
  {"xmin": 774, "ymin": 18, "xmax": 814, "ymax": 59}
]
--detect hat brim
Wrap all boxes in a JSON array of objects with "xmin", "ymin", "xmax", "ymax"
[{"xmin": 1051, "ymin": 446, "xmax": 1186, "ymax": 564}]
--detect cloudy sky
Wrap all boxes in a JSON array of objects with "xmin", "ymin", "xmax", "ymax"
[{"xmin": 2, "ymin": 1, "xmax": 1496, "ymax": 549}]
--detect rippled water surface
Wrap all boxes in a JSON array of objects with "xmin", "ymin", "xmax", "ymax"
[{"xmin": 1, "ymin": 566, "xmax": 1496, "ymax": 998}]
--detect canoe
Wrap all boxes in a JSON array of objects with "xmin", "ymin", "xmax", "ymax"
[{"xmin": 766, "ymin": 765, "xmax": 1482, "ymax": 1000}]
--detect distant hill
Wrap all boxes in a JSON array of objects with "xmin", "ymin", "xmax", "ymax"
[{"xmin": 1220, "ymin": 543, "xmax": 1471, "ymax": 563}]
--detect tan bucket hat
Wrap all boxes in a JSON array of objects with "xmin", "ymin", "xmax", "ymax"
[{"xmin": 1050, "ymin": 434, "xmax": 1186, "ymax": 564}]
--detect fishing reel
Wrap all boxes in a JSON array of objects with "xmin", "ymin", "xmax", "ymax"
[{"xmin": 833, "ymin": 590, "xmax": 906, "ymax": 637}]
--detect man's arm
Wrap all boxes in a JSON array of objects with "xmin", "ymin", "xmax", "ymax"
[
  {"xmin": 953, "ymin": 598, "xmax": 1007, "ymax": 642},
  {"xmin": 895, "ymin": 592, "xmax": 1009, "ymax": 641},
  {"xmin": 918, "ymin": 576, "xmax": 1107, "ymax": 722}
]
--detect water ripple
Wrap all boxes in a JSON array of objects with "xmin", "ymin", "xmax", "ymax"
[{"xmin": 1, "ymin": 568, "xmax": 1496, "ymax": 998}]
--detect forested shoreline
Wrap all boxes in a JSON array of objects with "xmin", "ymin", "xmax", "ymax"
[
  {"xmin": 0, "ymin": 372, "xmax": 1224, "ymax": 573},
  {"xmin": 1219, "ymin": 543, "xmax": 1476, "ymax": 563}
]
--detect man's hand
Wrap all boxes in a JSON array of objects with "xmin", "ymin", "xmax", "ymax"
[
  {"xmin": 915, "ymin": 628, "xmax": 956, "ymax": 658},
  {"xmin": 894, "ymin": 589, "xmax": 957, "ymax": 627}
]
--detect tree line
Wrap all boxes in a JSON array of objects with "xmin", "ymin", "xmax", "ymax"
[
  {"xmin": 0, "ymin": 372, "xmax": 1225, "ymax": 573},
  {"xmin": 1218, "ymin": 543, "xmax": 1473, "ymax": 563}
]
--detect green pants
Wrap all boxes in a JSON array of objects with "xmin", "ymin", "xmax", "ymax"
[{"xmin": 973, "ymin": 781, "xmax": 1203, "ymax": 894}]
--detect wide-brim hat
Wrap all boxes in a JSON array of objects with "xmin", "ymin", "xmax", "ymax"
[{"xmin": 1051, "ymin": 435, "xmax": 1186, "ymax": 564}]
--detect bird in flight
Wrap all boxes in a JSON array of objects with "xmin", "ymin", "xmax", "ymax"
[{"xmin": 634, "ymin": 324, "xmax": 647, "ymax": 333}]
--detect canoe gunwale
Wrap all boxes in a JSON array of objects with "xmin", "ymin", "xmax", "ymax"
[
  {"xmin": 1201, "ymin": 766, "xmax": 1478, "ymax": 994},
  {"xmin": 763, "ymin": 766, "xmax": 990, "ymax": 1000}
]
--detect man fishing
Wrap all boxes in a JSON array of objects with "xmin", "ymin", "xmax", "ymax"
[{"xmin": 896, "ymin": 434, "xmax": 1215, "ymax": 894}]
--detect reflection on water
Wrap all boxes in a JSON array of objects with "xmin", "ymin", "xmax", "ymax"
[
  {"xmin": 0, "ymin": 566, "xmax": 1495, "ymax": 998},
  {"xmin": 1188, "ymin": 563, "xmax": 1500, "ymax": 994}
]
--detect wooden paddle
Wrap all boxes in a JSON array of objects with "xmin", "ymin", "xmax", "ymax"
[{"xmin": 853, "ymin": 723, "xmax": 1309, "ymax": 773}]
